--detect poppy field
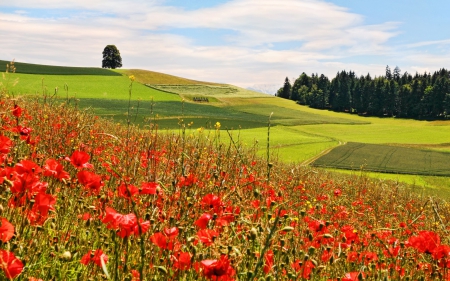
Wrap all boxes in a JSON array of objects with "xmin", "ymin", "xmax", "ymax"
[{"xmin": 2, "ymin": 70, "xmax": 450, "ymax": 280}]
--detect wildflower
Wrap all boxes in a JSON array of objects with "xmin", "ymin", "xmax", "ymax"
[
  {"xmin": 129, "ymin": 75, "xmax": 135, "ymax": 82},
  {"xmin": 117, "ymin": 183, "xmax": 139, "ymax": 198},
  {"xmin": 0, "ymin": 135, "xmax": 13, "ymax": 154},
  {"xmin": 43, "ymin": 159, "xmax": 70, "ymax": 181},
  {"xmin": 0, "ymin": 218, "xmax": 14, "ymax": 243},
  {"xmin": 200, "ymin": 255, "xmax": 235, "ymax": 280},
  {"xmin": 0, "ymin": 250, "xmax": 24, "ymax": 279},
  {"xmin": 171, "ymin": 252, "xmax": 192, "ymax": 270},
  {"xmin": 195, "ymin": 213, "xmax": 212, "ymax": 229},
  {"xmin": 197, "ymin": 229, "xmax": 219, "ymax": 246},
  {"xmin": 12, "ymin": 105, "xmax": 22, "ymax": 118},
  {"xmin": 263, "ymin": 250, "xmax": 274, "ymax": 273},
  {"xmin": 66, "ymin": 151, "xmax": 94, "ymax": 169},
  {"xmin": 214, "ymin": 122, "xmax": 221, "ymax": 130},
  {"xmin": 140, "ymin": 182, "xmax": 158, "ymax": 195},
  {"xmin": 80, "ymin": 249, "xmax": 108, "ymax": 267},
  {"xmin": 77, "ymin": 170, "xmax": 104, "ymax": 194},
  {"xmin": 407, "ymin": 231, "xmax": 440, "ymax": 254}
]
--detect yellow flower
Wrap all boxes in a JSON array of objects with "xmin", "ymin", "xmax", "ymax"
[
  {"xmin": 129, "ymin": 75, "xmax": 135, "ymax": 82},
  {"xmin": 214, "ymin": 122, "xmax": 221, "ymax": 130}
]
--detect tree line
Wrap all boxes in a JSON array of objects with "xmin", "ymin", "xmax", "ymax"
[{"xmin": 277, "ymin": 66, "xmax": 450, "ymax": 119}]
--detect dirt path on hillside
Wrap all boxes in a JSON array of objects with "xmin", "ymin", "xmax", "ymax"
[{"xmin": 301, "ymin": 141, "xmax": 346, "ymax": 166}]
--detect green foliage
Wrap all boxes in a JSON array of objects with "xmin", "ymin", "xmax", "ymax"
[
  {"xmin": 0, "ymin": 59, "xmax": 121, "ymax": 75},
  {"xmin": 102, "ymin": 45, "xmax": 122, "ymax": 69},
  {"xmin": 313, "ymin": 142, "xmax": 450, "ymax": 176}
]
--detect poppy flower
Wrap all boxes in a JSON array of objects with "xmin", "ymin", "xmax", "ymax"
[
  {"xmin": 66, "ymin": 151, "xmax": 93, "ymax": 169},
  {"xmin": 342, "ymin": 272, "xmax": 365, "ymax": 281},
  {"xmin": 0, "ymin": 218, "xmax": 14, "ymax": 243},
  {"xmin": 77, "ymin": 170, "xmax": 104, "ymax": 194},
  {"xmin": 80, "ymin": 249, "xmax": 108, "ymax": 267},
  {"xmin": 200, "ymin": 255, "xmax": 235, "ymax": 280},
  {"xmin": 407, "ymin": 231, "xmax": 440, "ymax": 254},
  {"xmin": 117, "ymin": 183, "xmax": 139, "ymax": 199},
  {"xmin": 14, "ymin": 160, "xmax": 42, "ymax": 175},
  {"xmin": 150, "ymin": 232, "xmax": 173, "ymax": 250},
  {"xmin": 140, "ymin": 182, "xmax": 158, "ymax": 195},
  {"xmin": 12, "ymin": 105, "xmax": 22, "ymax": 117},
  {"xmin": 201, "ymin": 194, "xmax": 223, "ymax": 211},
  {"xmin": 0, "ymin": 135, "xmax": 13, "ymax": 154},
  {"xmin": 0, "ymin": 249, "xmax": 24, "ymax": 279},
  {"xmin": 195, "ymin": 213, "xmax": 212, "ymax": 229},
  {"xmin": 164, "ymin": 227, "xmax": 179, "ymax": 239},
  {"xmin": 43, "ymin": 159, "xmax": 70, "ymax": 181},
  {"xmin": 263, "ymin": 250, "xmax": 274, "ymax": 273},
  {"xmin": 171, "ymin": 252, "xmax": 192, "ymax": 270},
  {"xmin": 197, "ymin": 229, "xmax": 219, "ymax": 246}
]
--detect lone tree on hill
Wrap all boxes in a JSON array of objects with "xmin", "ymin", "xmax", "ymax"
[{"xmin": 102, "ymin": 45, "xmax": 122, "ymax": 69}]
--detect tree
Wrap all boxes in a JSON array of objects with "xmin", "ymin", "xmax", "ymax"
[
  {"xmin": 385, "ymin": 65, "xmax": 392, "ymax": 80},
  {"xmin": 102, "ymin": 45, "xmax": 122, "ymax": 69},
  {"xmin": 277, "ymin": 77, "xmax": 291, "ymax": 99}
]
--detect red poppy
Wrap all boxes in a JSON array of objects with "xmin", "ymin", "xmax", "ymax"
[
  {"xmin": 66, "ymin": 151, "xmax": 93, "ymax": 169},
  {"xmin": 0, "ymin": 218, "xmax": 14, "ymax": 243},
  {"xmin": 77, "ymin": 170, "xmax": 104, "ymax": 194},
  {"xmin": 195, "ymin": 213, "xmax": 212, "ymax": 229},
  {"xmin": 101, "ymin": 207, "xmax": 150, "ymax": 238},
  {"xmin": 263, "ymin": 250, "xmax": 274, "ymax": 273},
  {"xmin": 150, "ymin": 232, "xmax": 172, "ymax": 249},
  {"xmin": 0, "ymin": 249, "xmax": 24, "ymax": 279},
  {"xmin": 118, "ymin": 183, "xmax": 139, "ymax": 198},
  {"xmin": 201, "ymin": 255, "xmax": 235, "ymax": 280},
  {"xmin": 164, "ymin": 227, "xmax": 179, "ymax": 239},
  {"xmin": 80, "ymin": 249, "xmax": 108, "ymax": 267},
  {"xmin": 0, "ymin": 135, "xmax": 13, "ymax": 154},
  {"xmin": 407, "ymin": 231, "xmax": 440, "ymax": 254},
  {"xmin": 12, "ymin": 105, "xmax": 22, "ymax": 117},
  {"xmin": 14, "ymin": 160, "xmax": 42, "ymax": 175},
  {"xmin": 140, "ymin": 182, "xmax": 158, "ymax": 195},
  {"xmin": 201, "ymin": 194, "xmax": 223, "ymax": 211},
  {"xmin": 43, "ymin": 159, "xmax": 70, "ymax": 181},
  {"xmin": 197, "ymin": 229, "xmax": 219, "ymax": 246},
  {"xmin": 171, "ymin": 252, "xmax": 191, "ymax": 270},
  {"xmin": 342, "ymin": 272, "xmax": 365, "ymax": 281}
]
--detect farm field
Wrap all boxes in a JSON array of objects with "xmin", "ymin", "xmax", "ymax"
[{"xmin": 312, "ymin": 142, "xmax": 450, "ymax": 176}]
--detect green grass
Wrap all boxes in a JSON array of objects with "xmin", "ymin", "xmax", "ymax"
[
  {"xmin": 149, "ymin": 84, "xmax": 268, "ymax": 99},
  {"xmin": 312, "ymin": 142, "xmax": 450, "ymax": 176},
  {"xmin": 6, "ymin": 73, "xmax": 180, "ymax": 101},
  {"xmin": 327, "ymin": 168, "xmax": 450, "ymax": 199},
  {"xmin": 115, "ymin": 69, "xmax": 223, "ymax": 85},
  {"xmin": 1, "ymin": 60, "xmax": 121, "ymax": 76}
]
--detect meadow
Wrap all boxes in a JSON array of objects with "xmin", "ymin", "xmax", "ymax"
[
  {"xmin": 3, "ymin": 73, "xmax": 450, "ymax": 280},
  {"xmin": 4, "ymin": 60, "xmax": 450, "ymax": 196}
]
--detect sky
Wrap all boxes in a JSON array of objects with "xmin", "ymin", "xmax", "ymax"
[{"xmin": 1, "ymin": 0, "xmax": 450, "ymax": 93}]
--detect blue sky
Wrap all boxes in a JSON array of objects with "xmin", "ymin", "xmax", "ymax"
[{"xmin": 1, "ymin": 0, "xmax": 450, "ymax": 93}]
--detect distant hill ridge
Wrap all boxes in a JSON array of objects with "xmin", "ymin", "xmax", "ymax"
[
  {"xmin": 0, "ymin": 60, "xmax": 222, "ymax": 85},
  {"xmin": 0, "ymin": 60, "xmax": 121, "ymax": 76}
]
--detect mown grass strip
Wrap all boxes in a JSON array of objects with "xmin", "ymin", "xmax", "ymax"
[
  {"xmin": 1, "ymin": 59, "xmax": 122, "ymax": 76},
  {"xmin": 312, "ymin": 142, "xmax": 450, "ymax": 176}
]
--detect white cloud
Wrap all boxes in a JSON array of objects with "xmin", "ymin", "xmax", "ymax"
[{"xmin": 1, "ymin": 0, "xmax": 449, "ymax": 87}]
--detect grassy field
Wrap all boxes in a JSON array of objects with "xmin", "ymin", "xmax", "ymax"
[
  {"xmin": 149, "ymin": 84, "xmax": 269, "ymax": 99},
  {"xmin": 115, "ymin": 69, "xmax": 222, "ymax": 85},
  {"xmin": 5, "ymin": 60, "xmax": 450, "ymax": 195},
  {"xmin": 0, "ymin": 59, "xmax": 121, "ymax": 76},
  {"xmin": 6, "ymin": 73, "xmax": 180, "ymax": 101},
  {"xmin": 312, "ymin": 142, "xmax": 450, "ymax": 176}
]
